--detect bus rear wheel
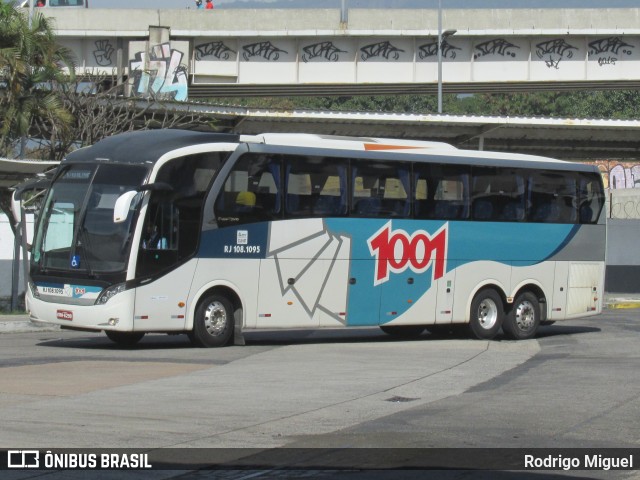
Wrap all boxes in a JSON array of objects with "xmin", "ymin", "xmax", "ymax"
[
  {"xmin": 503, "ymin": 292, "xmax": 540, "ymax": 340},
  {"xmin": 105, "ymin": 331, "xmax": 145, "ymax": 346},
  {"xmin": 380, "ymin": 325, "xmax": 426, "ymax": 338},
  {"xmin": 469, "ymin": 289, "xmax": 504, "ymax": 340},
  {"xmin": 189, "ymin": 294, "xmax": 234, "ymax": 348}
]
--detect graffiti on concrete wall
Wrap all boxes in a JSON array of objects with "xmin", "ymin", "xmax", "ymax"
[
  {"xmin": 474, "ymin": 39, "xmax": 520, "ymax": 59},
  {"xmin": 195, "ymin": 41, "xmax": 236, "ymax": 61},
  {"xmin": 93, "ymin": 40, "xmax": 115, "ymax": 67},
  {"xmin": 242, "ymin": 41, "xmax": 288, "ymax": 61},
  {"xmin": 418, "ymin": 40, "xmax": 461, "ymax": 60},
  {"xmin": 589, "ymin": 37, "xmax": 634, "ymax": 66},
  {"xmin": 583, "ymin": 161, "xmax": 640, "ymax": 219},
  {"xmin": 302, "ymin": 41, "xmax": 347, "ymax": 62},
  {"xmin": 360, "ymin": 41, "xmax": 405, "ymax": 61},
  {"xmin": 588, "ymin": 160, "xmax": 640, "ymax": 189},
  {"xmin": 610, "ymin": 163, "xmax": 640, "ymax": 189},
  {"xmin": 593, "ymin": 160, "xmax": 640, "ymax": 190},
  {"xmin": 130, "ymin": 43, "xmax": 188, "ymax": 101},
  {"xmin": 70, "ymin": 32, "xmax": 640, "ymax": 92},
  {"xmin": 535, "ymin": 39, "xmax": 578, "ymax": 69}
]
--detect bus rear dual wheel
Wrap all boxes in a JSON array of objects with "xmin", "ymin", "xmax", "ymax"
[
  {"xmin": 469, "ymin": 289, "xmax": 540, "ymax": 340},
  {"xmin": 189, "ymin": 293, "xmax": 234, "ymax": 348},
  {"xmin": 504, "ymin": 292, "xmax": 541, "ymax": 340}
]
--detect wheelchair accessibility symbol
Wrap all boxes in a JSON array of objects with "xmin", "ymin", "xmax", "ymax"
[{"xmin": 71, "ymin": 255, "xmax": 80, "ymax": 269}]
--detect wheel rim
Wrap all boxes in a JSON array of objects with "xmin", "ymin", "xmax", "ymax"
[
  {"xmin": 515, "ymin": 300, "xmax": 536, "ymax": 332},
  {"xmin": 203, "ymin": 301, "xmax": 228, "ymax": 337},
  {"xmin": 477, "ymin": 298, "xmax": 498, "ymax": 330}
]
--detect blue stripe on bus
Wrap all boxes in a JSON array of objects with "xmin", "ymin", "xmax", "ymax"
[
  {"xmin": 326, "ymin": 218, "xmax": 577, "ymax": 326},
  {"xmin": 199, "ymin": 219, "xmax": 578, "ymax": 326}
]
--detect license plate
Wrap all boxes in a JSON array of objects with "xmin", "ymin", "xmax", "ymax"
[{"xmin": 56, "ymin": 310, "xmax": 73, "ymax": 321}]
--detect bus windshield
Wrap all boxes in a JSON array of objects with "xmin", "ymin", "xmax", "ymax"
[{"xmin": 32, "ymin": 164, "xmax": 147, "ymax": 274}]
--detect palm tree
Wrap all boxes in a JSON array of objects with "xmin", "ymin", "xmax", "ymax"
[{"xmin": 0, "ymin": 1, "xmax": 76, "ymax": 158}]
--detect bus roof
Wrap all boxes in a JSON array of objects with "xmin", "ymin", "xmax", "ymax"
[
  {"xmin": 245, "ymin": 133, "xmax": 457, "ymax": 152},
  {"xmin": 63, "ymin": 130, "xmax": 240, "ymax": 165},
  {"xmin": 61, "ymin": 129, "xmax": 596, "ymax": 174}
]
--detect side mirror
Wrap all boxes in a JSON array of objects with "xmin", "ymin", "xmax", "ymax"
[
  {"xmin": 113, "ymin": 191, "xmax": 138, "ymax": 223},
  {"xmin": 113, "ymin": 183, "xmax": 174, "ymax": 223}
]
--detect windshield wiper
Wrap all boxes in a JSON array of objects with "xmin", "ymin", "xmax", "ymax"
[{"xmin": 75, "ymin": 227, "xmax": 97, "ymax": 278}]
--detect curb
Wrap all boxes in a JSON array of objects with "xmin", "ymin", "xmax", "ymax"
[
  {"xmin": 0, "ymin": 317, "xmax": 60, "ymax": 333},
  {"xmin": 0, "ymin": 320, "xmax": 60, "ymax": 335},
  {"xmin": 606, "ymin": 302, "xmax": 640, "ymax": 310}
]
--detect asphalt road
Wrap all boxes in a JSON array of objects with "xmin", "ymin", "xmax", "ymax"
[{"xmin": 0, "ymin": 309, "xmax": 638, "ymax": 479}]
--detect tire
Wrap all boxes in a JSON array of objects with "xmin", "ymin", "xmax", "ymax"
[
  {"xmin": 189, "ymin": 294, "xmax": 234, "ymax": 348},
  {"xmin": 105, "ymin": 331, "xmax": 145, "ymax": 346},
  {"xmin": 380, "ymin": 325, "xmax": 426, "ymax": 337},
  {"xmin": 503, "ymin": 292, "xmax": 540, "ymax": 340},
  {"xmin": 469, "ymin": 289, "xmax": 504, "ymax": 340}
]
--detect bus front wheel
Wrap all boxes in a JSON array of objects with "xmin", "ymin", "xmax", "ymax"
[
  {"xmin": 189, "ymin": 294, "xmax": 234, "ymax": 348},
  {"xmin": 105, "ymin": 331, "xmax": 145, "ymax": 346},
  {"xmin": 469, "ymin": 289, "xmax": 504, "ymax": 340},
  {"xmin": 503, "ymin": 292, "xmax": 540, "ymax": 340}
]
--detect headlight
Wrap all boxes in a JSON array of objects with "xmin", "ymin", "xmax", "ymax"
[{"xmin": 95, "ymin": 283, "xmax": 127, "ymax": 305}]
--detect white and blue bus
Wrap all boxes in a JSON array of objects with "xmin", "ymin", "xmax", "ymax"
[{"xmin": 26, "ymin": 130, "xmax": 606, "ymax": 346}]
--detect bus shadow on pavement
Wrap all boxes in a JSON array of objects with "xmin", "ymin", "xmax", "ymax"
[
  {"xmin": 534, "ymin": 324, "xmax": 601, "ymax": 339},
  {"xmin": 34, "ymin": 324, "xmax": 601, "ymax": 350},
  {"xmin": 36, "ymin": 333, "xmax": 195, "ymax": 350}
]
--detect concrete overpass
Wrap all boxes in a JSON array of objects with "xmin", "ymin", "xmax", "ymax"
[
  {"xmin": 43, "ymin": 8, "xmax": 640, "ymax": 100},
  {"xmin": 29, "ymin": 7, "xmax": 640, "ymax": 161}
]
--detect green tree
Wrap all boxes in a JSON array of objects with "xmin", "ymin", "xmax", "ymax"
[{"xmin": 0, "ymin": 1, "xmax": 75, "ymax": 158}]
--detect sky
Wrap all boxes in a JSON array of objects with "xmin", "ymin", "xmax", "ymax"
[{"xmin": 34, "ymin": 0, "xmax": 640, "ymax": 10}]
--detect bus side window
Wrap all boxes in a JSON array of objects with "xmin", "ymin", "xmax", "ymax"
[
  {"xmin": 214, "ymin": 154, "xmax": 282, "ymax": 226},
  {"xmin": 285, "ymin": 155, "xmax": 348, "ymax": 218},
  {"xmin": 137, "ymin": 153, "xmax": 223, "ymax": 278},
  {"xmin": 578, "ymin": 173, "xmax": 605, "ymax": 224},
  {"xmin": 414, "ymin": 164, "xmax": 469, "ymax": 220},
  {"xmin": 529, "ymin": 171, "xmax": 577, "ymax": 224},
  {"xmin": 352, "ymin": 160, "xmax": 410, "ymax": 218},
  {"xmin": 471, "ymin": 167, "xmax": 526, "ymax": 222}
]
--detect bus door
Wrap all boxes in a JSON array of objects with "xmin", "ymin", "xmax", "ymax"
[
  {"xmin": 434, "ymin": 265, "xmax": 456, "ymax": 324},
  {"xmin": 134, "ymin": 199, "xmax": 192, "ymax": 331},
  {"xmin": 134, "ymin": 151, "xmax": 229, "ymax": 331},
  {"xmin": 551, "ymin": 261, "xmax": 568, "ymax": 318}
]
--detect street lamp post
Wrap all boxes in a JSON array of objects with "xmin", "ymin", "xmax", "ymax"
[{"xmin": 437, "ymin": 0, "xmax": 456, "ymax": 114}]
